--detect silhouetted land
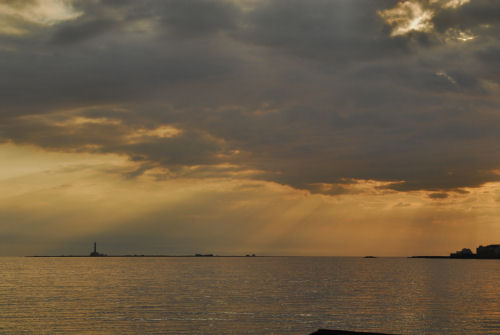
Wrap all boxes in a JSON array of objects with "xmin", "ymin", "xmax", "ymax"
[
  {"xmin": 28, "ymin": 241, "xmax": 500, "ymax": 259},
  {"xmin": 409, "ymin": 256, "xmax": 450, "ymax": 259},
  {"xmin": 310, "ymin": 329, "xmax": 397, "ymax": 335},
  {"xmin": 27, "ymin": 242, "xmax": 264, "ymax": 258},
  {"xmin": 27, "ymin": 255, "xmax": 266, "ymax": 258}
]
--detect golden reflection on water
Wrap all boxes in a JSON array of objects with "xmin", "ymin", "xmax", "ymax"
[{"xmin": 1, "ymin": 257, "xmax": 500, "ymax": 334}]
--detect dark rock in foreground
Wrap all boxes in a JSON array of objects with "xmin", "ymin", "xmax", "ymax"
[{"xmin": 310, "ymin": 329, "xmax": 397, "ymax": 335}]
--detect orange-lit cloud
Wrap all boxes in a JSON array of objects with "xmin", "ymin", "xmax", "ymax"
[{"xmin": 2, "ymin": 143, "xmax": 500, "ymax": 256}]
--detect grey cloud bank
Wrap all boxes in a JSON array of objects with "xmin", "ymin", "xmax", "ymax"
[{"xmin": 1, "ymin": 0, "xmax": 500, "ymax": 194}]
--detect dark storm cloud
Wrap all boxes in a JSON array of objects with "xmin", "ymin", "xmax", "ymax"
[
  {"xmin": 2, "ymin": 0, "xmax": 500, "ymax": 193},
  {"xmin": 240, "ymin": 0, "xmax": 408, "ymax": 62},
  {"xmin": 159, "ymin": 0, "xmax": 241, "ymax": 37},
  {"xmin": 50, "ymin": 18, "xmax": 119, "ymax": 45},
  {"xmin": 433, "ymin": 0, "xmax": 500, "ymax": 33},
  {"xmin": 50, "ymin": 0, "xmax": 241, "ymax": 44},
  {"xmin": 0, "ymin": 36, "xmax": 236, "ymax": 117}
]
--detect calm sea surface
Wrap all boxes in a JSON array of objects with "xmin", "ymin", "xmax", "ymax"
[{"xmin": 1, "ymin": 257, "xmax": 500, "ymax": 334}]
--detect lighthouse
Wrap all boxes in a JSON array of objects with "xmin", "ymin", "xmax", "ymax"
[{"xmin": 90, "ymin": 242, "xmax": 104, "ymax": 256}]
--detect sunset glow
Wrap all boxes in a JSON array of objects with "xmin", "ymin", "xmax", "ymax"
[{"xmin": 1, "ymin": 0, "xmax": 500, "ymax": 256}]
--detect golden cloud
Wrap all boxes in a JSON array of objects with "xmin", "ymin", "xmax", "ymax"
[
  {"xmin": 378, "ymin": 1, "xmax": 435, "ymax": 36},
  {"xmin": 0, "ymin": 0, "xmax": 82, "ymax": 35},
  {"xmin": 125, "ymin": 125, "xmax": 184, "ymax": 144},
  {"xmin": 379, "ymin": 0, "xmax": 472, "ymax": 38}
]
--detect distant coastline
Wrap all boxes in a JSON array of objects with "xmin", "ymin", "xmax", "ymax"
[
  {"xmin": 26, "ymin": 255, "xmax": 266, "ymax": 258},
  {"xmin": 26, "ymin": 242, "xmax": 500, "ymax": 259},
  {"xmin": 26, "ymin": 242, "xmax": 262, "ymax": 258},
  {"xmin": 409, "ymin": 256, "xmax": 450, "ymax": 259}
]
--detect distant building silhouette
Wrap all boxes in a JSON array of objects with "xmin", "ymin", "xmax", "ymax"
[
  {"xmin": 450, "ymin": 248, "xmax": 473, "ymax": 258},
  {"xmin": 449, "ymin": 244, "xmax": 500, "ymax": 259},
  {"xmin": 476, "ymin": 245, "xmax": 500, "ymax": 259},
  {"xmin": 90, "ymin": 242, "xmax": 106, "ymax": 257}
]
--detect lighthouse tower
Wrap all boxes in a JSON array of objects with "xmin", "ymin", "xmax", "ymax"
[{"xmin": 90, "ymin": 242, "xmax": 102, "ymax": 256}]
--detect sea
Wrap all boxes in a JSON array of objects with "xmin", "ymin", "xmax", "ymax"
[{"xmin": 1, "ymin": 256, "xmax": 500, "ymax": 334}]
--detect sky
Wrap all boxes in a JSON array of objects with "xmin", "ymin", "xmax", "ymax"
[{"xmin": 1, "ymin": 0, "xmax": 500, "ymax": 256}]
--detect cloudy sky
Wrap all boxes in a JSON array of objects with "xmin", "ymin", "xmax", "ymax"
[{"xmin": 1, "ymin": 0, "xmax": 500, "ymax": 256}]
